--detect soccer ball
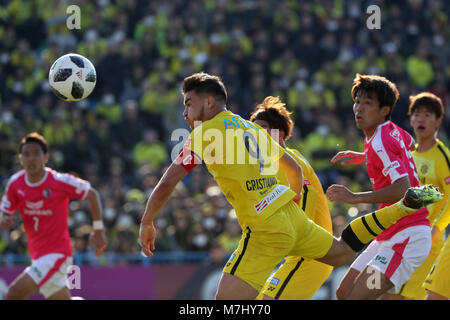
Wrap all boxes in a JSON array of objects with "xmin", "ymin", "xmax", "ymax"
[{"xmin": 48, "ymin": 53, "xmax": 96, "ymax": 101}]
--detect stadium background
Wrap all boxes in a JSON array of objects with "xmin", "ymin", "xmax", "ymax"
[{"xmin": 0, "ymin": 0, "xmax": 448, "ymax": 299}]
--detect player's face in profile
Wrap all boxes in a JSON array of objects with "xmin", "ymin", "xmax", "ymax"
[
  {"xmin": 183, "ymin": 90, "xmax": 206, "ymax": 129},
  {"xmin": 410, "ymin": 106, "xmax": 441, "ymax": 139},
  {"xmin": 353, "ymin": 91, "xmax": 387, "ymax": 132},
  {"xmin": 19, "ymin": 142, "xmax": 48, "ymax": 175}
]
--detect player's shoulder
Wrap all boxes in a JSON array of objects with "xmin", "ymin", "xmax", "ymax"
[
  {"xmin": 436, "ymin": 139, "xmax": 450, "ymax": 154},
  {"xmin": 6, "ymin": 170, "xmax": 26, "ymax": 188},
  {"xmin": 435, "ymin": 139, "xmax": 450, "ymax": 169},
  {"xmin": 48, "ymin": 168, "xmax": 86, "ymax": 185},
  {"xmin": 286, "ymin": 148, "xmax": 311, "ymax": 166},
  {"xmin": 377, "ymin": 121, "xmax": 410, "ymax": 146}
]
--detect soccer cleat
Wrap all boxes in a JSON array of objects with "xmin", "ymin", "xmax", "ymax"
[{"xmin": 399, "ymin": 184, "xmax": 443, "ymax": 211}]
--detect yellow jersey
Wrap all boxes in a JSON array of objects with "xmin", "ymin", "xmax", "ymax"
[
  {"xmin": 185, "ymin": 110, "xmax": 296, "ymax": 228},
  {"xmin": 277, "ymin": 148, "xmax": 332, "ymax": 233},
  {"xmin": 412, "ymin": 139, "xmax": 450, "ymax": 232}
]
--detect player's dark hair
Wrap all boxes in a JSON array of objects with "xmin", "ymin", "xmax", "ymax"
[
  {"xmin": 408, "ymin": 92, "xmax": 444, "ymax": 118},
  {"xmin": 250, "ymin": 96, "xmax": 294, "ymax": 141},
  {"xmin": 351, "ymin": 73, "xmax": 399, "ymax": 121},
  {"xmin": 19, "ymin": 132, "xmax": 49, "ymax": 154},
  {"xmin": 182, "ymin": 72, "xmax": 228, "ymax": 104}
]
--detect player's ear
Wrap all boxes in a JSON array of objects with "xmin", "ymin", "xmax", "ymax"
[
  {"xmin": 380, "ymin": 105, "xmax": 390, "ymax": 118},
  {"xmin": 44, "ymin": 152, "xmax": 50, "ymax": 164},
  {"xmin": 206, "ymin": 96, "xmax": 215, "ymax": 109}
]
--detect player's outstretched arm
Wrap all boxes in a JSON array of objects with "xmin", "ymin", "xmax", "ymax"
[
  {"xmin": 331, "ymin": 151, "xmax": 366, "ymax": 165},
  {"xmin": 139, "ymin": 161, "xmax": 190, "ymax": 257},
  {"xmin": 0, "ymin": 211, "xmax": 15, "ymax": 230},
  {"xmin": 326, "ymin": 176, "xmax": 410, "ymax": 204},
  {"xmin": 85, "ymin": 187, "xmax": 107, "ymax": 257}
]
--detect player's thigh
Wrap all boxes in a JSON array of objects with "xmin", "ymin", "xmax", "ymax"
[
  {"xmin": 345, "ymin": 265, "xmax": 394, "ymax": 300},
  {"xmin": 26, "ymin": 253, "xmax": 73, "ymax": 299},
  {"xmin": 261, "ymin": 256, "xmax": 333, "ymax": 300},
  {"xmin": 335, "ymin": 241, "xmax": 380, "ymax": 300},
  {"xmin": 426, "ymin": 290, "xmax": 448, "ymax": 300},
  {"xmin": 47, "ymin": 287, "xmax": 72, "ymax": 300},
  {"xmin": 288, "ymin": 204, "xmax": 334, "ymax": 261},
  {"xmin": 223, "ymin": 205, "xmax": 300, "ymax": 293},
  {"xmin": 215, "ymin": 272, "xmax": 258, "ymax": 300},
  {"xmin": 335, "ymin": 268, "xmax": 360, "ymax": 300},
  {"xmin": 5, "ymin": 271, "xmax": 39, "ymax": 300}
]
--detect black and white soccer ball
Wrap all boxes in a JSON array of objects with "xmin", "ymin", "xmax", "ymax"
[{"xmin": 49, "ymin": 53, "xmax": 96, "ymax": 101}]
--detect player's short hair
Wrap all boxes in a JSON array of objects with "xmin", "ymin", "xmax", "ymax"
[
  {"xmin": 351, "ymin": 73, "xmax": 399, "ymax": 120},
  {"xmin": 182, "ymin": 72, "xmax": 228, "ymax": 103},
  {"xmin": 250, "ymin": 96, "xmax": 294, "ymax": 141},
  {"xmin": 408, "ymin": 92, "xmax": 444, "ymax": 118},
  {"xmin": 19, "ymin": 132, "xmax": 49, "ymax": 154}
]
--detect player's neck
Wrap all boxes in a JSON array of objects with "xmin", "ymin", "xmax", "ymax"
[
  {"xmin": 26, "ymin": 168, "xmax": 46, "ymax": 184},
  {"xmin": 208, "ymin": 106, "xmax": 227, "ymax": 120},
  {"xmin": 416, "ymin": 135, "xmax": 437, "ymax": 153},
  {"xmin": 363, "ymin": 121, "xmax": 386, "ymax": 140}
]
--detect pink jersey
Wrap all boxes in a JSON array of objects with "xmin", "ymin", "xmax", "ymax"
[
  {"xmin": 0, "ymin": 168, "xmax": 90, "ymax": 259},
  {"xmin": 365, "ymin": 121, "xmax": 429, "ymax": 241}
]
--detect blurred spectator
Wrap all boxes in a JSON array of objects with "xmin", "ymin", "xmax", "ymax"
[{"xmin": 133, "ymin": 129, "xmax": 168, "ymax": 171}]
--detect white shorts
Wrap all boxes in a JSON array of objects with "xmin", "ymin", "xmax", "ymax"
[
  {"xmin": 349, "ymin": 225, "xmax": 431, "ymax": 293},
  {"xmin": 25, "ymin": 253, "xmax": 73, "ymax": 298}
]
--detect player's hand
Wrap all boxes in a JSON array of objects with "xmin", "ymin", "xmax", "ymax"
[
  {"xmin": 326, "ymin": 184, "xmax": 359, "ymax": 204},
  {"xmin": 139, "ymin": 222, "xmax": 156, "ymax": 257},
  {"xmin": 88, "ymin": 229, "xmax": 107, "ymax": 257},
  {"xmin": 331, "ymin": 151, "xmax": 365, "ymax": 165},
  {"xmin": 0, "ymin": 213, "xmax": 15, "ymax": 230}
]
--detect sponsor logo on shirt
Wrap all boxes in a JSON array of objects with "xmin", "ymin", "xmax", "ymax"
[
  {"xmin": 24, "ymin": 200, "xmax": 52, "ymax": 216},
  {"xmin": 254, "ymin": 185, "xmax": 289, "ymax": 214},
  {"xmin": 26, "ymin": 201, "xmax": 43, "ymax": 210},
  {"xmin": 445, "ymin": 176, "xmax": 450, "ymax": 185},
  {"xmin": 382, "ymin": 161, "xmax": 400, "ymax": 176}
]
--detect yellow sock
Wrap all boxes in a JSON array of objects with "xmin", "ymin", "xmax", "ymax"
[{"xmin": 342, "ymin": 203, "xmax": 409, "ymax": 251}]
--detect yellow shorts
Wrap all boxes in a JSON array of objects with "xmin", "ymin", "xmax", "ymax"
[
  {"xmin": 397, "ymin": 232, "xmax": 444, "ymax": 300},
  {"xmin": 423, "ymin": 236, "xmax": 450, "ymax": 299},
  {"xmin": 222, "ymin": 201, "xmax": 333, "ymax": 292},
  {"xmin": 258, "ymin": 256, "xmax": 333, "ymax": 300}
]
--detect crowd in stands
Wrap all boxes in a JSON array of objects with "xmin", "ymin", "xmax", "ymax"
[{"xmin": 0, "ymin": 0, "xmax": 448, "ymax": 265}]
